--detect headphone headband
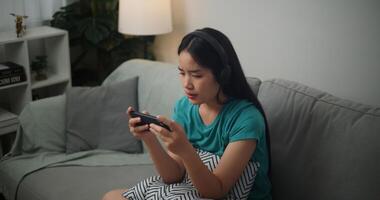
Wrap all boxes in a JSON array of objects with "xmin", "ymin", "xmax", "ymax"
[{"xmin": 190, "ymin": 30, "xmax": 229, "ymax": 67}]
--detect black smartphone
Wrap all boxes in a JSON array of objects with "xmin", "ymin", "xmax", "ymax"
[{"xmin": 129, "ymin": 110, "xmax": 171, "ymax": 131}]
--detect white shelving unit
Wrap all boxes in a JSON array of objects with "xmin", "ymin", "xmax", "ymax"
[{"xmin": 0, "ymin": 26, "xmax": 71, "ymax": 115}]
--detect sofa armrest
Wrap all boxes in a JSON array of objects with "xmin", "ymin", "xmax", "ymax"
[
  {"xmin": 10, "ymin": 95, "xmax": 67, "ymax": 155},
  {"xmin": 258, "ymin": 78, "xmax": 380, "ymax": 200}
]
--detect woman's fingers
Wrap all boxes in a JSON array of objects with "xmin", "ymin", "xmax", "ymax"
[
  {"xmin": 131, "ymin": 124, "xmax": 149, "ymax": 133},
  {"xmin": 128, "ymin": 113, "xmax": 150, "ymax": 135},
  {"xmin": 156, "ymin": 116, "xmax": 176, "ymax": 132},
  {"xmin": 128, "ymin": 116, "xmax": 141, "ymax": 126},
  {"xmin": 150, "ymin": 124, "xmax": 171, "ymax": 138},
  {"xmin": 126, "ymin": 106, "xmax": 134, "ymax": 118}
]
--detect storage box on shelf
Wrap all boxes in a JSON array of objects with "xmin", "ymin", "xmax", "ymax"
[
  {"xmin": 0, "ymin": 107, "xmax": 18, "ymax": 157},
  {"xmin": 0, "ymin": 26, "xmax": 71, "ymax": 114}
]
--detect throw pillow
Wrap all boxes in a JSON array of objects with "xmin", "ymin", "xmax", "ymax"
[{"xmin": 65, "ymin": 77, "xmax": 142, "ymax": 153}]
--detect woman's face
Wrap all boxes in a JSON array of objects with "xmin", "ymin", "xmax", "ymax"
[{"xmin": 178, "ymin": 50, "xmax": 221, "ymax": 105}]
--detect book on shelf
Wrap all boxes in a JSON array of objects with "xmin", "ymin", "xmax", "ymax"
[
  {"xmin": 0, "ymin": 107, "xmax": 18, "ymax": 135},
  {"xmin": 0, "ymin": 123, "xmax": 18, "ymax": 135},
  {"xmin": 0, "ymin": 62, "xmax": 25, "ymax": 76},
  {"xmin": 0, "ymin": 61, "xmax": 26, "ymax": 87},
  {"xmin": 0, "ymin": 116, "xmax": 18, "ymax": 127},
  {"xmin": 0, "ymin": 73, "xmax": 26, "ymax": 86},
  {"xmin": 0, "ymin": 107, "xmax": 18, "ymax": 128}
]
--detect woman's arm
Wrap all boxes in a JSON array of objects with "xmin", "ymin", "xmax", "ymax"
[
  {"xmin": 141, "ymin": 136, "xmax": 185, "ymax": 184},
  {"xmin": 150, "ymin": 116, "xmax": 256, "ymax": 199},
  {"xmin": 182, "ymin": 140, "xmax": 256, "ymax": 199}
]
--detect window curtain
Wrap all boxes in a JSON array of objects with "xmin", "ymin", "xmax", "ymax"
[
  {"xmin": 0, "ymin": 0, "xmax": 67, "ymax": 32},
  {"xmin": 0, "ymin": 0, "xmax": 68, "ymax": 61}
]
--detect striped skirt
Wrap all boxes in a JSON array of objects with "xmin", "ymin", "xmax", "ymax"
[{"xmin": 123, "ymin": 149, "xmax": 258, "ymax": 200}]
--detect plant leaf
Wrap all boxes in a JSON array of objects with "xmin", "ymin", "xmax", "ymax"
[{"xmin": 82, "ymin": 18, "xmax": 111, "ymax": 44}]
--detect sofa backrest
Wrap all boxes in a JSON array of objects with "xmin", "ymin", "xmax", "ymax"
[
  {"xmin": 258, "ymin": 79, "xmax": 380, "ymax": 200},
  {"xmin": 103, "ymin": 59, "xmax": 183, "ymax": 118}
]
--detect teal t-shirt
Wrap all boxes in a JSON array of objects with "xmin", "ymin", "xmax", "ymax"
[{"xmin": 172, "ymin": 96, "xmax": 272, "ymax": 200}]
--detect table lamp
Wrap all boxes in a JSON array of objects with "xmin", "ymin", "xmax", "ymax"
[{"xmin": 118, "ymin": 0, "xmax": 173, "ymax": 59}]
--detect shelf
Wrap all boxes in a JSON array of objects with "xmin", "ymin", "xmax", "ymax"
[
  {"xmin": 0, "ymin": 26, "xmax": 71, "ymax": 114},
  {"xmin": 0, "ymin": 32, "xmax": 24, "ymax": 45},
  {"xmin": 0, "ymin": 81, "xmax": 28, "ymax": 90},
  {"xmin": 0, "ymin": 26, "xmax": 66, "ymax": 45},
  {"xmin": 31, "ymin": 74, "xmax": 70, "ymax": 89},
  {"xmin": 23, "ymin": 26, "xmax": 66, "ymax": 40}
]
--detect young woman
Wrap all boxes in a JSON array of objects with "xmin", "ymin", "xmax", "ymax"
[{"xmin": 103, "ymin": 28, "xmax": 272, "ymax": 200}]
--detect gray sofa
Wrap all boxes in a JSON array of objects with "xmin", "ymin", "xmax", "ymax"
[{"xmin": 1, "ymin": 59, "xmax": 379, "ymax": 200}]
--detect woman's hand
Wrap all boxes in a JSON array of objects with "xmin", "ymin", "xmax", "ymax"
[
  {"xmin": 127, "ymin": 108, "xmax": 186, "ymax": 183},
  {"xmin": 149, "ymin": 115, "xmax": 193, "ymax": 157},
  {"xmin": 127, "ymin": 107, "xmax": 156, "ymax": 141}
]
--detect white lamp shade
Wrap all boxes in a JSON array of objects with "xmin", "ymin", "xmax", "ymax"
[{"xmin": 118, "ymin": 0, "xmax": 173, "ymax": 35}]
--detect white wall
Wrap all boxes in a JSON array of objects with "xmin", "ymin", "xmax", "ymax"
[
  {"xmin": 155, "ymin": 0, "xmax": 380, "ymax": 107},
  {"xmin": 2, "ymin": 0, "xmax": 379, "ymax": 106}
]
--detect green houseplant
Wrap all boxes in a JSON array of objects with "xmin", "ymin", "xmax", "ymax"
[
  {"xmin": 51, "ymin": 0, "xmax": 155, "ymax": 86},
  {"xmin": 31, "ymin": 55, "xmax": 48, "ymax": 81}
]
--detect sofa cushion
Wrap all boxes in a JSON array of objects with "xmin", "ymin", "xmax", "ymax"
[
  {"xmin": 17, "ymin": 95, "xmax": 66, "ymax": 153},
  {"xmin": 17, "ymin": 165, "xmax": 156, "ymax": 200},
  {"xmin": 246, "ymin": 77, "xmax": 261, "ymax": 96},
  {"xmin": 65, "ymin": 77, "xmax": 142, "ymax": 153},
  {"xmin": 102, "ymin": 59, "xmax": 184, "ymax": 118},
  {"xmin": 258, "ymin": 79, "xmax": 380, "ymax": 200}
]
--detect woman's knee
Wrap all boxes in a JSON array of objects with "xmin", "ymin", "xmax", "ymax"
[{"xmin": 102, "ymin": 189, "xmax": 127, "ymax": 200}]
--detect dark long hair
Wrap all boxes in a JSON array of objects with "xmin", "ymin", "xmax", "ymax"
[{"xmin": 178, "ymin": 27, "xmax": 271, "ymax": 174}]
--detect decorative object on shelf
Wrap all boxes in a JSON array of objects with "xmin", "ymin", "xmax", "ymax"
[
  {"xmin": 31, "ymin": 56, "xmax": 48, "ymax": 81},
  {"xmin": 9, "ymin": 13, "xmax": 28, "ymax": 38},
  {"xmin": 0, "ymin": 62, "xmax": 26, "ymax": 87},
  {"xmin": 50, "ymin": 0, "xmax": 156, "ymax": 86},
  {"xmin": 118, "ymin": 0, "xmax": 173, "ymax": 59}
]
